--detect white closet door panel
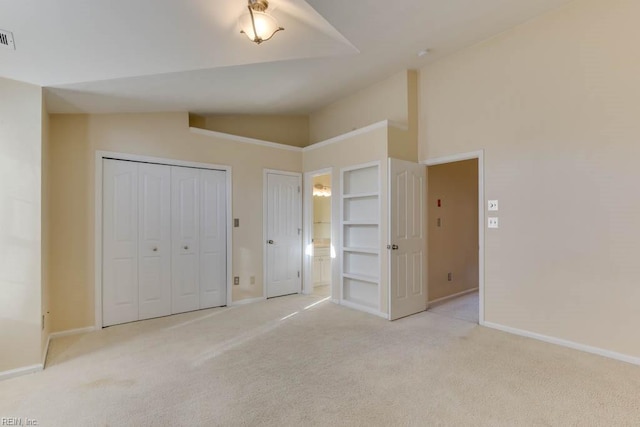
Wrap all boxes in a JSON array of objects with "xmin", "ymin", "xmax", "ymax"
[
  {"xmin": 103, "ymin": 159, "xmax": 139, "ymax": 327},
  {"xmin": 171, "ymin": 166, "xmax": 200, "ymax": 314},
  {"xmin": 199, "ymin": 169, "xmax": 227, "ymax": 309},
  {"xmin": 138, "ymin": 163, "xmax": 172, "ymax": 320}
]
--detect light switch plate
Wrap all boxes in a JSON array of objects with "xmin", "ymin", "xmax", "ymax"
[
  {"xmin": 488, "ymin": 200, "xmax": 499, "ymax": 211},
  {"xmin": 488, "ymin": 217, "xmax": 499, "ymax": 229}
]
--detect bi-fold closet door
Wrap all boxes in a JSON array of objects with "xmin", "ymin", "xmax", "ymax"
[{"xmin": 102, "ymin": 159, "xmax": 226, "ymax": 327}]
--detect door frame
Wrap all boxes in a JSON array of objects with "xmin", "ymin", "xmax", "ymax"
[
  {"xmin": 302, "ymin": 168, "xmax": 334, "ymax": 297},
  {"xmin": 94, "ymin": 151, "xmax": 233, "ymax": 329},
  {"xmin": 263, "ymin": 169, "xmax": 303, "ymax": 299},
  {"xmin": 421, "ymin": 150, "xmax": 485, "ymax": 325}
]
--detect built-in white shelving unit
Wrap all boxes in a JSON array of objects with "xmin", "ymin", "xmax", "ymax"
[{"xmin": 340, "ymin": 162, "xmax": 381, "ymax": 314}]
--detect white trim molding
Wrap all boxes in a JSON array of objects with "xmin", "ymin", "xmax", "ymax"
[
  {"xmin": 421, "ymin": 150, "xmax": 485, "ymax": 325},
  {"xmin": 484, "ymin": 322, "xmax": 640, "ymax": 366},
  {"xmin": 95, "ymin": 151, "xmax": 233, "ymax": 329},
  {"xmin": 0, "ymin": 364, "xmax": 43, "ymax": 382}
]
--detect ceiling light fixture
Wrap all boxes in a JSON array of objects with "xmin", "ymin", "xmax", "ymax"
[
  {"xmin": 239, "ymin": 0, "xmax": 284, "ymax": 45},
  {"xmin": 313, "ymin": 184, "xmax": 331, "ymax": 197}
]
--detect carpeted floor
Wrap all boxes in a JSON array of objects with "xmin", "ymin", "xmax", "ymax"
[
  {"xmin": 429, "ymin": 291, "xmax": 479, "ymax": 323},
  {"xmin": 1, "ymin": 294, "xmax": 639, "ymax": 426},
  {"xmin": 312, "ymin": 284, "xmax": 331, "ymax": 297}
]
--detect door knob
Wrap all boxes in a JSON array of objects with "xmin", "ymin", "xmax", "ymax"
[
  {"xmin": 153, "ymin": 247, "xmax": 158, "ymax": 252},
  {"xmin": 267, "ymin": 240, "xmax": 274, "ymax": 245},
  {"xmin": 392, "ymin": 244, "xmax": 399, "ymax": 250},
  {"xmin": 184, "ymin": 246, "xmax": 189, "ymax": 250}
]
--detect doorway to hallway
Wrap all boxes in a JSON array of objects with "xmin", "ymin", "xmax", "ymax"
[{"xmin": 425, "ymin": 154, "xmax": 483, "ymax": 324}]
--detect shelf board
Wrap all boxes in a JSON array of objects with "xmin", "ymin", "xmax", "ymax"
[
  {"xmin": 342, "ymin": 273, "xmax": 379, "ymax": 284},
  {"xmin": 343, "ymin": 220, "xmax": 378, "ymax": 226},
  {"xmin": 342, "ymin": 192, "xmax": 379, "ymax": 199},
  {"xmin": 343, "ymin": 247, "xmax": 379, "ymax": 255}
]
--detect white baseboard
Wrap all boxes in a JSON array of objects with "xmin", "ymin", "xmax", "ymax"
[
  {"xmin": 428, "ymin": 288, "xmax": 479, "ymax": 307},
  {"xmin": 230, "ymin": 296, "xmax": 266, "ymax": 306},
  {"xmin": 0, "ymin": 364, "xmax": 43, "ymax": 382},
  {"xmin": 49, "ymin": 326, "xmax": 96, "ymax": 340},
  {"xmin": 484, "ymin": 321, "xmax": 640, "ymax": 366}
]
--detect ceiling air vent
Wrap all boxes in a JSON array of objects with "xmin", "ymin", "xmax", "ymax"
[{"xmin": 0, "ymin": 29, "xmax": 15, "ymax": 50}]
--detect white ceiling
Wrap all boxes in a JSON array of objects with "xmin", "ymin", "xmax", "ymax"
[{"xmin": 0, "ymin": 0, "xmax": 574, "ymax": 114}]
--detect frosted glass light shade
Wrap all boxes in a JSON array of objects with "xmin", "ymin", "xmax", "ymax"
[
  {"xmin": 313, "ymin": 186, "xmax": 331, "ymax": 197},
  {"xmin": 239, "ymin": 9, "xmax": 284, "ymax": 44}
]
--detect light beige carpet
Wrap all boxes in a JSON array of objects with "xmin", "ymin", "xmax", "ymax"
[
  {"xmin": 1, "ymin": 294, "xmax": 639, "ymax": 426},
  {"xmin": 429, "ymin": 291, "xmax": 479, "ymax": 323}
]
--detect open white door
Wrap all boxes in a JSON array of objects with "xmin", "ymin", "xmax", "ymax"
[
  {"xmin": 389, "ymin": 158, "xmax": 427, "ymax": 320},
  {"xmin": 266, "ymin": 172, "xmax": 302, "ymax": 298}
]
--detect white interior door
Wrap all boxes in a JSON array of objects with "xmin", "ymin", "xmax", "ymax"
[
  {"xmin": 171, "ymin": 166, "xmax": 200, "ymax": 314},
  {"xmin": 138, "ymin": 163, "xmax": 171, "ymax": 321},
  {"xmin": 389, "ymin": 158, "xmax": 427, "ymax": 320},
  {"xmin": 103, "ymin": 159, "xmax": 139, "ymax": 327},
  {"xmin": 266, "ymin": 172, "xmax": 302, "ymax": 298},
  {"xmin": 199, "ymin": 169, "xmax": 227, "ymax": 308}
]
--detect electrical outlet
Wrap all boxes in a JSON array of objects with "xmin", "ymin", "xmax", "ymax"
[
  {"xmin": 488, "ymin": 217, "xmax": 499, "ymax": 229},
  {"xmin": 250, "ymin": 276, "xmax": 255, "ymax": 285},
  {"xmin": 234, "ymin": 276, "xmax": 240, "ymax": 285}
]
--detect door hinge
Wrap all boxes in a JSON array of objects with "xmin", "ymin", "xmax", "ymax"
[
  {"xmin": 298, "ymin": 228, "xmax": 301, "ymax": 235},
  {"xmin": 297, "ymin": 271, "xmax": 300, "ymax": 278},
  {"xmin": 298, "ymin": 186, "xmax": 301, "ymax": 193}
]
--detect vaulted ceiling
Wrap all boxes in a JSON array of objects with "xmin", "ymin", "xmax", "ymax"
[{"xmin": 0, "ymin": 0, "xmax": 574, "ymax": 114}]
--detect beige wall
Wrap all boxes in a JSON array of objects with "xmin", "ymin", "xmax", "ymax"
[
  {"xmin": 194, "ymin": 114, "xmax": 310, "ymax": 147},
  {"xmin": 0, "ymin": 77, "xmax": 43, "ymax": 372},
  {"xmin": 309, "ymin": 71, "xmax": 410, "ymax": 143},
  {"xmin": 49, "ymin": 112, "xmax": 302, "ymax": 332},
  {"xmin": 304, "ymin": 127, "xmax": 389, "ymax": 313},
  {"xmin": 387, "ymin": 126, "xmax": 417, "ymax": 162},
  {"xmin": 427, "ymin": 160, "xmax": 479, "ymax": 302},
  {"xmin": 420, "ymin": 0, "xmax": 640, "ymax": 357},
  {"xmin": 49, "ymin": 115, "xmax": 92, "ymax": 332}
]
